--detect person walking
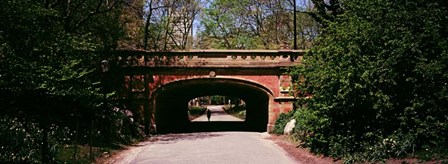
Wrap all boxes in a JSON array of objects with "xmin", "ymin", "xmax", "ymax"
[{"xmin": 206, "ymin": 109, "xmax": 211, "ymax": 121}]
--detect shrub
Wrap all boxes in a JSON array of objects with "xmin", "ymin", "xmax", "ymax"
[
  {"xmin": 188, "ymin": 106, "xmax": 206, "ymax": 120},
  {"xmin": 0, "ymin": 117, "xmax": 42, "ymax": 163},
  {"xmin": 223, "ymin": 105, "xmax": 246, "ymax": 120},
  {"xmin": 288, "ymin": 0, "xmax": 448, "ymax": 162},
  {"xmin": 272, "ymin": 110, "xmax": 295, "ymax": 134}
]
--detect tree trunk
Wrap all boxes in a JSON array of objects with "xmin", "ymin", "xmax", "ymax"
[{"xmin": 143, "ymin": 0, "xmax": 153, "ymax": 50}]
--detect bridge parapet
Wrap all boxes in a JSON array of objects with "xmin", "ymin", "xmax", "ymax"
[{"xmin": 114, "ymin": 50, "xmax": 304, "ymax": 68}]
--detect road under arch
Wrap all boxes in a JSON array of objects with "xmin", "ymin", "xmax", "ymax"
[{"xmin": 151, "ymin": 78, "xmax": 271, "ymax": 134}]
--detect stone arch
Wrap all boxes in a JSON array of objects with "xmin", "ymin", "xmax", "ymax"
[{"xmin": 149, "ymin": 77, "xmax": 274, "ymax": 133}]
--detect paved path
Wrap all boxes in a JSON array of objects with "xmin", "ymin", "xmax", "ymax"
[
  {"xmin": 192, "ymin": 105, "xmax": 243, "ymax": 122},
  {"xmin": 108, "ymin": 132, "xmax": 298, "ymax": 164}
]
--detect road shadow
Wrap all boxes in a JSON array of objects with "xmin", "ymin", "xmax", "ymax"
[
  {"xmin": 157, "ymin": 121, "xmax": 266, "ymax": 134},
  {"xmin": 149, "ymin": 132, "xmax": 223, "ymax": 144},
  {"xmin": 188, "ymin": 121, "xmax": 253, "ymax": 132}
]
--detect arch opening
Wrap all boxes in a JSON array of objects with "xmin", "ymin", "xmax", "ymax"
[
  {"xmin": 188, "ymin": 95, "xmax": 246, "ymax": 122},
  {"xmin": 152, "ymin": 78, "xmax": 271, "ymax": 134}
]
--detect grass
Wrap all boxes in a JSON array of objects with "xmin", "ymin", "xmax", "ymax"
[
  {"xmin": 56, "ymin": 140, "xmax": 139, "ymax": 163},
  {"xmin": 56, "ymin": 144, "xmax": 115, "ymax": 163},
  {"xmin": 414, "ymin": 147, "xmax": 448, "ymax": 163}
]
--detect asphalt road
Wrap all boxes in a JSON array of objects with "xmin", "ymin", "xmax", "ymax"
[
  {"xmin": 106, "ymin": 105, "xmax": 297, "ymax": 164},
  {"xmin": 109, "ymin": 132, "xmax": 298, "ymax": 164}
]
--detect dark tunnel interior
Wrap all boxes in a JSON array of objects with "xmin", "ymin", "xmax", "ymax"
[{"xmin": 153, "ymin": 78, "xmax": 270, "ymax": 134}]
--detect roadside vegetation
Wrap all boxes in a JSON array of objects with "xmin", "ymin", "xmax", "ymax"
[
  {"xmin": 0, "ymin": 1, "xmax": 146, "ymax": 163},
  {"xmin": 1, "ymin": 0, "xmax": 311, "ymax": 162},
  {"xmin": 3, "ymin": 0, "xmax": 446, "ymax": 163},
  {"xmin": 275, "ymin": 0, "xmax": 448, "ymax": 163},
  {"xmin": 223, "ymin": 105, "xmax": 246, "ymax": 120},
  {"xmin": 188, "ymin": 106, "xmax": 207, "ymax": 120}
]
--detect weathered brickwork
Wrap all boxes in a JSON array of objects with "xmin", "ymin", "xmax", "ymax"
[{"xmin": 116, "ymin": 50, "xmax": 303, "ymax": 133}]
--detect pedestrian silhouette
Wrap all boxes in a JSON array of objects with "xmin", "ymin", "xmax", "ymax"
[{"xmin": 206, "ymin": 109, "xmax": 211, "ymax": 121}]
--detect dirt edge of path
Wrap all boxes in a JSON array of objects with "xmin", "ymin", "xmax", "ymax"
[{"xmin": 267, "ymin": 134, "xmax": 340, "ymax": 164}]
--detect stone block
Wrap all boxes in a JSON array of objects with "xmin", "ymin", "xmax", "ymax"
[{"xmin": 283, "ymin": 119, "xmax": 296, "ymax": 135}]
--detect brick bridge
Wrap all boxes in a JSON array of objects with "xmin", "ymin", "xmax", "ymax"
[{"xmin": 113, "ymin": 50, "xmax": 304, "ymax": 134}]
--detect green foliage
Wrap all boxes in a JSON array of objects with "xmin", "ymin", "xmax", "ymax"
[
  {"xmin": 286, "ymin": 0, "xmax": 448, "ymax": 162},
  {"xmin": 0, "ymin": 113, "xmax": 144, "ymax": 163},
  {"xmin": 223, "ymin": 105, "xmax": 246, "ymax": 120},
  {"xmin": 308, "ymin": 0, "xmax": 343, "ymax": 27},
  {"xmin": 199, "ymin": 0, "xmax": 252, "ymax": 49},
  {"xmin": 0, "ymin": 117, "xmax": 42, "ymax": 163},
  {"xmin": 0, "ymin": 0, "xmax": 145, "ymax": 163},
  {"xmin": 210, "ymin": 95, "xmax": 226, "ymax": 105},
  {"xmin": 272, "ymin": 110, "xmax": 295, "ymax": 134},
  {"xmin": 198, "ymin": 0, "xmax": 318, "ymax": 49},
  {"xmin": 188, "ymin": 106, "xmax": 206, "ymax": 120}
]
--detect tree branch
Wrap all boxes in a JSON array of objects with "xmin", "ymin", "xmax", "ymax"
[{"xmin": 69, "ymin": 0, "xmax": 120, "ymax": 32}]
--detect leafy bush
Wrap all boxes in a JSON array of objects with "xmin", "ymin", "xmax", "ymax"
[
  {"xmin": 287, "ymin": 0, "xmax": 448, "ymax": 162},
  {"xmin": 188, "ymin": 106, "xmax": 206, "ymax": 120},
  {"xmin": 0, "ymin": 117, "xmax": 42, "ymax": 163},
  {"xmin": 0, "ymin": 0, "xmax": 146, "ymax": 163},
  {"xmin": 272, "ymin": 110, "xmax": 295, "ymax": 134},
  {"xmin": 223, "ymin": 105, "xmax": 246, "ymax": 120}
]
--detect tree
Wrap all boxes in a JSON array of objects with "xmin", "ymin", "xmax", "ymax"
[
  {"xmin": 0, "ymin": 0, "xmax": 128, "ymax": 162},
  {"xmin": 199, "ymin": 0, "xmax": 248, "ymax": 49},
  {"xmin": 289, "ymin": 0, "xmax": 448, "ymax": 162},
  {"xmin": 306, "ymin": 0, "xmax": 343, "ymax": 27},
  {"xmin": 198, "ymin": 0, "xmax": 319, "ymax": 50},
  {"xmin": 119, "ymin": 0, "xmax": 146, "ymax": 50},
  {"xmin": 141, "ymin": 0, "xmax": 201, "ymax": 51},
  {"xmin": 288, "ymin": 0, "xmax": 320, "ymax": 49}
]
